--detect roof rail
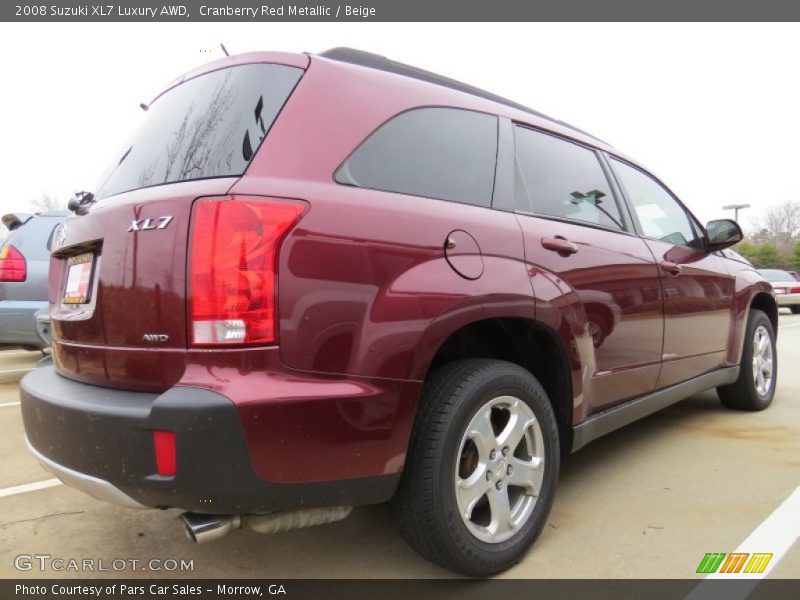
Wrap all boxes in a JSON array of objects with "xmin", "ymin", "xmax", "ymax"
[{"xmin": 318, "ymin": 47, "xmax": 606, "ymax": 145}]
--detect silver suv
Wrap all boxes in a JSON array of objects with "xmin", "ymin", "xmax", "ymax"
[{"xmin": 0, "ymin": 211, "xmax": 68, "ymax": 348}]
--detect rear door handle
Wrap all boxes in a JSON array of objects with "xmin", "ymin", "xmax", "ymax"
[
  {"xmin": 541, "ymin": 236, "xmax": 578, "ymax": 255},
  {"xmin": 659, "ymin": 261, "xmax": 683, "ymax": 276}
]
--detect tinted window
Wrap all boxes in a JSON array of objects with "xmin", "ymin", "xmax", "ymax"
[
  {"xmin": 97, "ymin": 64, "xmax": 303, "ymax": 199},
  {"xmin": 611, "ymin": 159, "xmax": 698, "ymax": 247},
  {"xmin": 514, "ymin": 126, "xmax": 623, "ymax": 230},
  {"xmin": 336, "ymin": 108, "xmax": 498, "ymax": 207}
]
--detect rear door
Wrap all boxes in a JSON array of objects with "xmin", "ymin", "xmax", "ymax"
[
  {"xmin": 513, "ymin": 125, "xmax": 664, "ymax": 413},
  {"xmin": 608, "ymin": 157, "xmax": 735, "ymax": 389}
]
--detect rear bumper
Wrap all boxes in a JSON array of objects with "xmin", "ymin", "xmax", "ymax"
[
  {"xmin": 33, "ymin": 306, "xmax": 52, "ymax": 347},
  {"xmin": 20, "ymin": 361, "xmax": 400, "ymax": 514},
  {"xmin": 0, "ymin": 300, "xmax": 47, "ymax": 348},
  {"xmin": 25, "ymin": 436, "xmax": 145, "ymax": 509}
]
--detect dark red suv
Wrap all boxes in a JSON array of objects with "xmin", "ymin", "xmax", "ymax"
[{"xmin": 20, "ymin": 48, "xmax": 778, "ymax": 576}]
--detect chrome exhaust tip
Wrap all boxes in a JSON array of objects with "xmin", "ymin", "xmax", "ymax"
[{"xmin": 180, "ymin": 513, "xmax": 241, "ymax": 544}]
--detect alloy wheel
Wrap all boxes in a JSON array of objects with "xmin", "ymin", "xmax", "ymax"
[
  {"xmin": 751, "ymin": 324, "xmax": 773, "ymax": 397},
  {"xmin": 454, "ymin": 396, "xmax": 545, "ymax": 543}
]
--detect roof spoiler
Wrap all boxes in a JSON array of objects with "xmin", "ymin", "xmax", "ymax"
[{"xmin": 2, "ymin": 213, "xmax": 33, "ymax": 231}]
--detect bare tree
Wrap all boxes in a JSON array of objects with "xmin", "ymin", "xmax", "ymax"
[
  {"xmin": 29, "ymin": 193, "xmax": 67, "ymax": 212},
  {"xmin": 135, "ymin": 70, "xmax": 237, "ymax": 190},
  {"xmin": 761, "ymin": 200, "xmax": 800, "ymax": 243}
]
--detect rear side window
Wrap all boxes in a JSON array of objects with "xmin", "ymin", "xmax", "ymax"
[
  {"xmin": 335, "ymin": 108, "xmax": 498, "ymax": 207},
  {"xmin": 97, "ymin": 64, "xmax": 303, "ymax": 199},
  {"xmin": 514, "ymin": 126, "xmax": 624, "ymax": 231}
]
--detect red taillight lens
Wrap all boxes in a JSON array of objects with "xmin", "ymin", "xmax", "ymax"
[
  {"xmin": 152, "ymin": 430, "xmax": 176, "ymax": 476},
  {"xmin": 0, "ymin": 245, "xmax": 26, "ymax": 282},
  {"xmin": 791, "ymin": 286, "xmax": 800, "ymax": 294},
  {"xmin": 189, "ymin": 196, "xmax": 306, "ymax": 346}
]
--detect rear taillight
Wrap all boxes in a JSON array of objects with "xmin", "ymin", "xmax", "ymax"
[
  {"xmin": 189, "ymin": 195, "xmax": 306, "ymax": 346},
  {"xmin": 791, "ymin": 286, "xmax": 800, "ymax": 294},
  {"xmin": 0, "ymin": 245, "xmax": 26, "ymax": 282}
]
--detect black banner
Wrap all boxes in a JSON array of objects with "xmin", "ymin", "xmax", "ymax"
[
  {"xmin": 3, "ymin": 0, "xmax": 800, "ymax": 22},
  {"xmin": 3, "ymin": 580, "xmax": 800, "ymax": 600}
]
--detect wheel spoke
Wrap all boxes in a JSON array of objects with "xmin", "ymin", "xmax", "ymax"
[
  {"xmin": 507, "ymin": 456, "xmax": 543, "ymax": 495},
  {"xmin": 496, "ymin": 400, "xmax": 534, "ymax": 454},
  {"xmin": 762, "ymin": 358, "xmax": 773, "ymax": 378},
  {"xmin": 487, "ymin": 487, "xmax": 514, "ymax": 538},
  {"xmin": 456, "ymin": 470, "xmax": 490, "ymax": 520},
  {"xmin": 468, "ymin": 408, "xmax": 497, "ymax": 460},
  {"xmin": 758, "ymin": 332, "xmax": 768, "ymax": 355}
]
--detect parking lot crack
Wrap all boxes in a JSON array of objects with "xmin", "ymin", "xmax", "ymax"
[{"xmin": 0, "ymin": 510, "xmax": 84, "ymax": 533}]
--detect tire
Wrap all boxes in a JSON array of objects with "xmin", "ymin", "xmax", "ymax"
[
  {"xmin": 392, "ymin": 359, "xmax": 560, "ymax": 576},
  {"xmin": 791, "ymin": 305, "xmax": 800, "ymax": 315},
  {"xmin": 717, "ymin": 309, "xmax": 777, "ymax": 411}
]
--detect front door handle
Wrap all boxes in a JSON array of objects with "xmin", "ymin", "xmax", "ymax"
[
  {"xmin": 541, "ymin": 236, "xmax": 578, "ymax": 256},
  {"xmin": 659, "ymin": 260, "xmax": 683, "ymax": 276}
]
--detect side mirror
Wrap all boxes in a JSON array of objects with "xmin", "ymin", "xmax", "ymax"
[{"xmin": 705, "ymin": 218, "xmax": 743, "ymax": 251}]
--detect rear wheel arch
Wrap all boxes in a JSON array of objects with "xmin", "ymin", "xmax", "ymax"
[{"xmin": 418, "ymin": 317, "xmax": 574, "ymax": 454}]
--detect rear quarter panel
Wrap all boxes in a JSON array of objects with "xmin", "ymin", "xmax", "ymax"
[{"xmin": 230, "ymin": 177, "xmax": 534, "ymax": 381}]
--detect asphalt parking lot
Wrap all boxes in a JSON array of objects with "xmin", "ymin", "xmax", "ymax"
[{"xmin": 0, "ymin": 312, "xmax": 798, "ymax": 580}]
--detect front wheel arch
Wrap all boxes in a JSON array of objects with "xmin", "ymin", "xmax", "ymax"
[
  {"xmin": 750, "ymin": 291, "xmax": 778, "ymax": 333},
  {"xmin": 718, "ymin": 308, "xmax": 777, "ymax": 411}
]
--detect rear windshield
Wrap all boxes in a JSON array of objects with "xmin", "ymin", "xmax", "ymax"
[
  {"xmin": 4, "ymin": 217, "xmax": 63, "ymax": 260},
  {"xmin": 759, "ymin": 269, "xmax": 794, "ymax": 282},
  {"xmin": 97, "ymin": 64, "xmax": 303, "ymax": 199}
]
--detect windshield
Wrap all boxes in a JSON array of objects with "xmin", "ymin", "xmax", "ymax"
[
  {"xmin": 759, "ymin": 269, "xmax": 793, "ymax": 282},
  {"xmin": 96, "ymin": 63, "xmax": 303, "ymax": 199}
]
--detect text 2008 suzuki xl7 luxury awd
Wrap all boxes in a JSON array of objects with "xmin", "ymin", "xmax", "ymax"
[{"xmin": 20, "ymin": 48, "xmax": 777, "ymax": 576}]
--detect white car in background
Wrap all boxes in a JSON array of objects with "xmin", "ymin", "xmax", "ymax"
[{"xmin": 758, "ymin": 269, "xmax": 800, "ymax": 314}]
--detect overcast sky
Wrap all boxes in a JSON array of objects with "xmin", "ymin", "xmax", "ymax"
[{"xmin": 1, "ymin": 22, "xmax": 798, "ymax": 230}]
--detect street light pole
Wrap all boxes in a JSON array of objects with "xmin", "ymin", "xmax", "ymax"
[{"xmin": 722, "ymin": 203, "xmax": 751, "ymax": 222}]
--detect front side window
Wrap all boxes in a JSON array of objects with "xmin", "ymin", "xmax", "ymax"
[
  {"xmin": 335, "ymin": 108, "xmax": 498, "ymax": 207},
  {"xmin": 611, "ymin": 159, "xmax": 698, "ymax": 247},
  {"xmin": 96, "ymin": 64, "xmax": 303, "ymax": 199},
  {"xmin": 514, "ymin": 126, "xmax": 624, "ymax": 231}
]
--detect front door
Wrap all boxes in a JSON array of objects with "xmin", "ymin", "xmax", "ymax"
[{"xmin": 609, "ymin": 157, "xmax": 735, "ymax": 389}]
